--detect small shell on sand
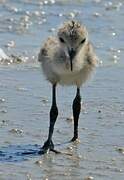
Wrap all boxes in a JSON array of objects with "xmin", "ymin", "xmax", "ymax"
[
  {"xmin": 66, "ymin": 116, "xmax": 73, "ymax": 122},
  {"xmin": 5, "ymin": 40, "xmax": 16, "ymax": 48},
  {"xmin": 0, "ymin": 120, "xmax": 7, "ymax": 127},
  {"xmin": 9, "ymin": 128, "xmax": 23, "ymax": 134},
  {"xmin": 42, "ymin": 99, "xmax": 49, "ymax": 104},
  {"xmin": 93, "ymin": 12, "xmax": 101, "ymax": 17},
  {"xmin": 84, "ymin": 176, "xmax": 94, "ymax": 180},
  {"xmin": 117, "ymin": 147, "xmax": 124, "ymax": 154},
  {"xmin": 16, "ymin": 87, "xmax": 28, "ymax": 92},
  {"xmin": 0, "ymin": 109, "xmax": 7, "ymax": 113},
  {"xmin": 0, "ymin": 98, "xmax": 5, "ymax": 103},
  {"xmin": 35, "ymin": 160, "xmax": 43, "ymax": 165},
  {"xmin": 69, "ymin": 12, "xmax": 75, "ymax": 18}
]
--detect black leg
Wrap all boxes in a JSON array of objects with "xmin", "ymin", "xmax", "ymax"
[
  {"xmin": 40, "ymin": 84, "xmax": 58, "ymax": 154},
  {"xmin": 71, "ymin": 87, "xmax": 81, "ymax": 141}
]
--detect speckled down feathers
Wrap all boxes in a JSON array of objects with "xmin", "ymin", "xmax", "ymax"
[{"xmin": 38, "ymin": 21, "xmax": 98, "ymax": 87}]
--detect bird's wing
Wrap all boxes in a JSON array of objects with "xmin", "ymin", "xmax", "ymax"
[
  {"xmin": 38, "ymin": 37, "xmax": 58, "ymax": 62},
  {"xmin": 86, "ymin": 42, "xmax": 99, "ymax": 67}
]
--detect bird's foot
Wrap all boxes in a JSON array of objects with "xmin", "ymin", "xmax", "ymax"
[
  {"xmin": 38, "ymin": 140, "xmax": 61, "ymax": 154},
  {"xmin": 38, "ymin": 140, "xmax": 54, "ymax": 154},
  {"xmin": 70, "ymin": 136, "xmax": 80, "ymax": 143}
]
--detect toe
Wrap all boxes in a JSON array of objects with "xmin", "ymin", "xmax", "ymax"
[{"xmin": 39, "ymin": 140, "xmax": 54, "ymax": 154}]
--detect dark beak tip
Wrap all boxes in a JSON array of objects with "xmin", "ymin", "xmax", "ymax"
[
  {"xmin": 69, "ymin": 50, "xmax": 76, "ymax": 60},
  {"xmin": 68, "ymin": 49, "xmax": 76, "ymax": 71}
]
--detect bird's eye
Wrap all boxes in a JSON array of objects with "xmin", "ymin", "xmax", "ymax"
[
  {"xmin": 59, "ymin": 37, "xmax": 65, "ymax": 43},
  {"xmin": 80, "ymin": 38, "xmax": 86, "ymax": 44}
]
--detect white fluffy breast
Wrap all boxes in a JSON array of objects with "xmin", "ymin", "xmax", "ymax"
[{"xmin": 40, "ymin": 37, "xmax": 96, "ymax": 86}]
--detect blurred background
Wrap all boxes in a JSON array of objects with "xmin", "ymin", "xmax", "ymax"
[{"xmin": 0, "ymin": 0, "xmax": 124, "ymax": 66}]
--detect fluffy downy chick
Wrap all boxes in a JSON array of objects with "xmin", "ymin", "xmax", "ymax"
[
  {"xmin": 38, "ymin": 20, "xmax": 98, "ymax": 87},
  {"xmin": 38, "ymin": 21, "xmax": 98, "ymax": 154}
]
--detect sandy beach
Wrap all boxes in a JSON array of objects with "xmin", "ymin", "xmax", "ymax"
[{"xmin": 0, "ymin": 0, "xmax": 124, "ymax": 179}]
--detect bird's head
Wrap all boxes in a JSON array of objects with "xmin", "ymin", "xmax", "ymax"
[{"xmin": 58, "ymin": 20, "xmax": 88, "ymax": 71}]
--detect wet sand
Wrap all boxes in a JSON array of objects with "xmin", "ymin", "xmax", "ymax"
[{"xmin": 0, "ymin": 0, "xmax": 124, "ymax": 179}]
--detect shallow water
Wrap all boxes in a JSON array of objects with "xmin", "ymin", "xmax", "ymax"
[{"xmin": 0, "ymin": 0, "xmax": 124, "ymax": 180}]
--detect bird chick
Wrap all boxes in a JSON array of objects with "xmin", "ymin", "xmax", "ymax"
[{"xmin": 38, "ymin": 20, "xmax": 98, "ymax": 154}]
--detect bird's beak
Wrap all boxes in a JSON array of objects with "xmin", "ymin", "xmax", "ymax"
[{"xmin": 68, "ymin": 49, "xmax": 76, "ymax": 71}]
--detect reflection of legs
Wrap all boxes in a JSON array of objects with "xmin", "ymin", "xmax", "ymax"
[
  {"xmin": 71, "ymin": 88, "xmax": 81, "ymax": 141},
  {"xmin": 41, "ymin": 84, "xmax": 58, "ymax": 153}
]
